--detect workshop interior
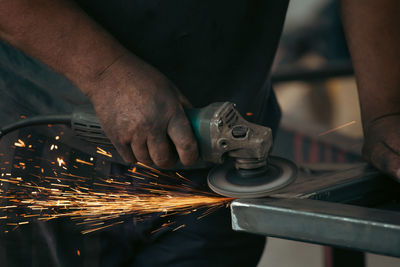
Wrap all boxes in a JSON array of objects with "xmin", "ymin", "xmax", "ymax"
[{"xmin": 0, "ymin": 0, "xmax": 400, "ymax": 267}]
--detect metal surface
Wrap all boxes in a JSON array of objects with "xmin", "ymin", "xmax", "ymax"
[
  {"xmin": 265, "ymin": 163, "xmax": 388, "ymax": 203},
  {"xmin": 231, "ymin": 198, "xmax": 400, "ymax": 257},
  {"xmin": 207, "ymin": 156, "xmax": 297, "ymax": 198}
]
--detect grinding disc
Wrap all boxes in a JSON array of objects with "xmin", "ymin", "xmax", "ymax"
[{"xmin": 207, "ymin": 156, "xmax": 297, "ymax": 198}]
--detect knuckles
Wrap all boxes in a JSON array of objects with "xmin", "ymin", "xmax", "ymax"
[{"xmin": 92, "ymin": 83, "xmax": 192, "ymax": 168}]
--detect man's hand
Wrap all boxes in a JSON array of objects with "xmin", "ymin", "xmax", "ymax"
[
  {"xmin": 362, "ymin": 115, "xmax": 400, "ymax": 181},
  {"xmin": 340, "ymin": 0, "xmax": 400, "ymax": 180},
  {"xmin": 0, "ymin": 0, "xmax": 198, "ymax": 168},
  {"xmin": 87, "ymin": 55, "xmax": 198, "ymax": 167}
]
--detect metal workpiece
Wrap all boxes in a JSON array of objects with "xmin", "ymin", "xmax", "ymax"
[
  {"xmin": 230, "ymin": 164, "xmax": 400, "ymax": 256},
  {"xmin": 266, "ymin": 163, "xmax": 390, "ymax": 203},
  {"xmin": 231, "ymin": 198, "xmax": 400, "ymax": 257}
]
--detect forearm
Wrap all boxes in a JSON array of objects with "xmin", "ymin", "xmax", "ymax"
[
  {"xmin": 339, "ymin": 0, "xmax": 400, "ymax": 130},
  {"xmin": 0, "ymin": 0, "xmax": 131, "ymax": 94},
  {"xmin": 0, "ymin": 0, "xmax": 198, "ymax": 168}
]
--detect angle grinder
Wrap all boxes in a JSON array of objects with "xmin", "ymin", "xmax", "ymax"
[
  {"xmin": 0, "ymin": 102, "xmax": 297, "ymax": 198},
  {"xmin": 184, "ymin": 102, "xmax": 297, "ymax": 198}
]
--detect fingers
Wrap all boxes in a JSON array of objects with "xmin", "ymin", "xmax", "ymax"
[
  {"xmin": 167, "ymin": 111, "xmax": 198, "ymax": 166},
  {"xmin": 367, "ymin": 140, "xmax": 400, "ymax": 181},
  {"xmin": 129, "ymin": 111, "xmax": 197, "ymax": 168},
  {"xmin": 147, "ymin": 134, "xmax": 177, "ymax": 168},
  {"xmin": 111, "ymin": 106, "xmax": 197, "ymax": 168},
  {"xmin": 113, "ymin": 142, "xmax": 137, "ymax": 164},
  {"xmin": 130, "ymin": 137, "xmax": 153, "ymax": 165}
]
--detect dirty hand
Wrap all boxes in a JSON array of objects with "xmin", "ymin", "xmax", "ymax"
[
  {"xmin": 86, "ymin": 55, "xmax": 198, "ymax": 168},
  {"xmin": 362, "ymin": 114, "xmax": 400, "ymax": 181}
]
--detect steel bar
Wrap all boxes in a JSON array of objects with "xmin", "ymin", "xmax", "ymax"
[{"xmin": 231, "ymin": 198, "xmax": 400, "ymax": 257}]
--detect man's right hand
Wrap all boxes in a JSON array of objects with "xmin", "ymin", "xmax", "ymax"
[
  {"xmin": 87, "ymin": 54, "xmax": 199, "ymax": 168},
  {"xmin": 0, "ymin": 0, "xmax": 198, "ymax": 169}
]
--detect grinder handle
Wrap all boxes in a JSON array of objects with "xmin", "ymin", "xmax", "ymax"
[
  {"xmin": 71, "ymin": 105, "xmax": 203, "ymax": 149},
  {"xmin": 71, "ymin": 105, "xmax": 112, "ymax": 146}
]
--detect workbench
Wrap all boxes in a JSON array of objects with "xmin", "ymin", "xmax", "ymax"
[{"xmin": 230, "ymin": 163, "xmax": 400, "ymax": 264}]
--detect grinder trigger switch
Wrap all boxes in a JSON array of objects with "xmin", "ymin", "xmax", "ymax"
[{"xmin": 231, "ymin": 125, "xmax": 248, "ymax": 138}]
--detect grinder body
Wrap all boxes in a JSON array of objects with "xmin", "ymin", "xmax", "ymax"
[
  {"xmin": 71, "ymin": 102, "xmax": 297, "ymax": 198},
  {"xmin": 72, "ymin": 102, "xmax": 271, "ymax": 167}
]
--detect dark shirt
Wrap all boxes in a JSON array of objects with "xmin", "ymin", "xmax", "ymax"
[
  {"xmin": 0, "ymin": 2, "xmax": 289, "ymax": 266},
  {"xmin": 76, "ymin": 0, "xmax": 289, "ymax": 132}
]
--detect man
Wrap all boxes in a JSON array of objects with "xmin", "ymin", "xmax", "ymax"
[{"xmin": 0, "ymin": 0, "xmax": 399, "ymax": 266}]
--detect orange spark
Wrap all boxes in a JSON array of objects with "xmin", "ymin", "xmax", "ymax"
[
  {"xmin": 75, "ymin": 159, "xmax": 94, "ymax": 166},
  {"xmin": 96, "ymin": 147, "xmax": 112, "ymax": 158},
  {"xmin": 50, "ymin": 144, "xmax": 58, "ymax": 151},
  {"xmin": 172, "ymin": 224, "xmax": 186, "ymax": 231},
  {"xmin": 318, "ymin": 121, "xmax": 357, "ymax": 136},
  {"xmin": 0, "ymin": 169, "xmax": 233, "ymax": 234},
  {"xmin": 14, "ymin": 139, "xmax": 25, "ymax": 148},
  {"xmin": 0, "ymin": 138, "xmax": 233, "ymax": 235},
  {"xmin": 57, "ymin": 157, "xmax": 65, "ymax": 167}
]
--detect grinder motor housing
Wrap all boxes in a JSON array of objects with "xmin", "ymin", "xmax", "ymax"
[
  {"xmin": 186, "ymin": 102, "xmax": 273, "ymax": 170},
  {"xmin": 72, "ymin": 102, "xmax": 273, "ymax": 169}
]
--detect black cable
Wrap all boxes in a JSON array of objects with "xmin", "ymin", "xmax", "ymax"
[{"xmin": 0, "ymin": 114, "xmax": 72, "ymax": 139}]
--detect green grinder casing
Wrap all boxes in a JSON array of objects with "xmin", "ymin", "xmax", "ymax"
[{"xmin": 185, "ymin": 103, "xmax": 223, "ymax": 164}]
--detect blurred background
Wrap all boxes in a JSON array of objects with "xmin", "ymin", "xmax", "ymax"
[{"xmin": 260, "ymin": 0, "xmax": 400, "ymax": 266}]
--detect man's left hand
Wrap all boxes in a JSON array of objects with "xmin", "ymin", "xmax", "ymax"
[{"xmin": 362, "ymin": 114, "xmax": 400, "ymax": 181}]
